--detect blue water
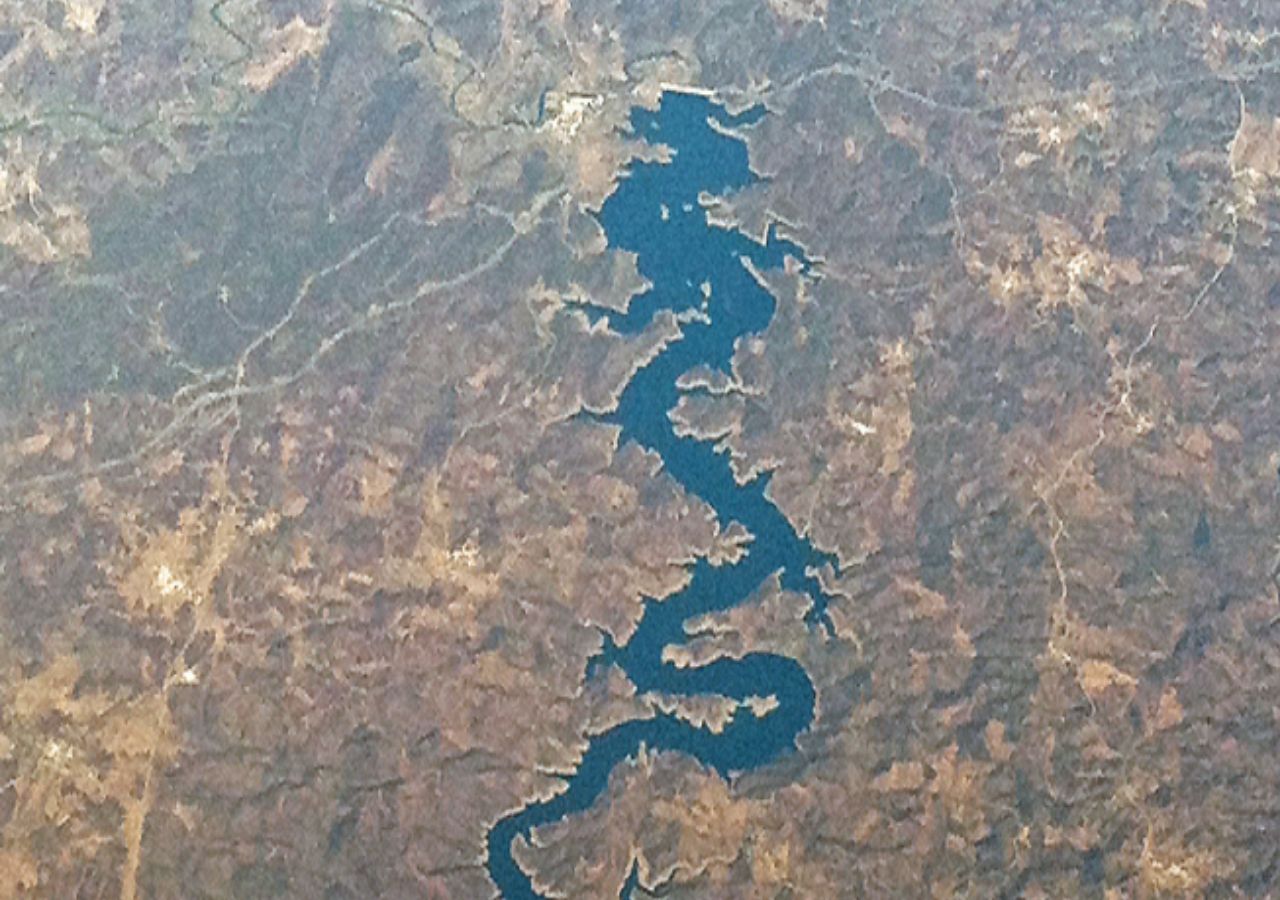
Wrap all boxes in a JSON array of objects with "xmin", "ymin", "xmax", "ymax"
[{"xmin": 485, "ymin": 91, "xmax": 837, "ymax": 899}]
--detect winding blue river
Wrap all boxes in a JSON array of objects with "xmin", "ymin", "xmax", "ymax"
[{"xmin": 485, "ymin": 91, "xmax": 837, "ymax": 899}]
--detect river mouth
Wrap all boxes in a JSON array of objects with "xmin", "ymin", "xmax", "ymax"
[{"xmin": 484, "ymin": 91, "xmax": 836, "ymax": 899}]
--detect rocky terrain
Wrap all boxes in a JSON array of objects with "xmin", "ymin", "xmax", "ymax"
[{"xmin": 3, "ymin": 0, "xmax": 1280, "ymax": 897}]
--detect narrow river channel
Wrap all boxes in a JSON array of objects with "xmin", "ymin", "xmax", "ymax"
[{"xmin": 486, "ymin": 90, "xmax": 836, "ymax": 899}]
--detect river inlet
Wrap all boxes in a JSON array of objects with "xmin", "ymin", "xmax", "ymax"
[{"xmin": 485, "ymin": 90, "xmax": 836, "ymax": 899}]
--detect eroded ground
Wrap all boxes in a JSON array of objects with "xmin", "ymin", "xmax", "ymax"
[{"xmin": 3, "ymin": 0, "xmax": 1280, "ymax": 897}]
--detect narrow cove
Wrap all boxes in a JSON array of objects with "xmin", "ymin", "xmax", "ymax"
[{"xmin": 485, "ymin": 90, "xmax": 837, "ymax": 899}]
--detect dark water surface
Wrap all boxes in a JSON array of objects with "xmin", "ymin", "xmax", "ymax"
[{"xmin": 485, "ymin": 91, "xmax": 836, "ymax": 899}]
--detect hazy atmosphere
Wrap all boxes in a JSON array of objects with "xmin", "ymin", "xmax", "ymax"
[{"xmin": 0, "ymin": 1, "xmax": 1279, "ymax": 898}]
